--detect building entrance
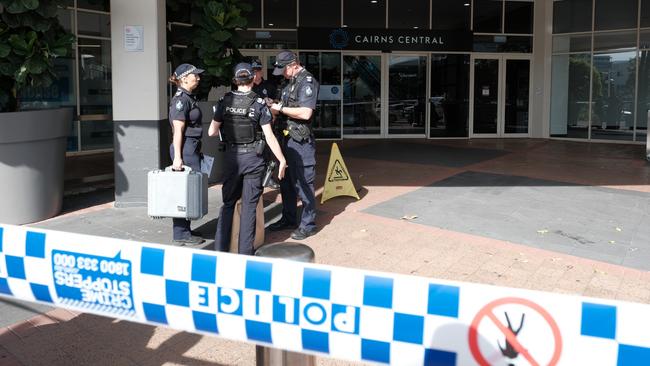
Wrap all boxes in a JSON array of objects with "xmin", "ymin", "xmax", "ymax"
[{"xmin": 470, "ymin": 54, "xmax": 531, "ymax": 137}]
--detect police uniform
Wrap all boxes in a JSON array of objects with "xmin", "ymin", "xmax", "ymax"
[
  {"xmin": 213, "ymin": 90, "xmax": 273, "ymax": 255},
  {"xmin": 168, "ymin": 86, "xmax": 203, "ymax": 241},
  {"xmin": 273, "ymin": 62, "xmax": 320, "ymax": 237},
  {"xmin": 252, "ymin": 78, "xmax": 278, "ymax": 101}
]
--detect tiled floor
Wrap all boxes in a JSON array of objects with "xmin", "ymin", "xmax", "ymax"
[{"xmin": 2, "ymin": 139, "xmax": 649, "ymax": 365}]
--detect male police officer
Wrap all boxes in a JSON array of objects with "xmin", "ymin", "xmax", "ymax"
[
  {"xmin": 209, "ymin": 63, "xmax": 287, "ymax": 255},
  {"xmin": 268, "ymin": 51, "xmax": 320, "ymax": 240},
  {"xmin": 251, "ymin": 58, "xmax": 278, "ymax": 101}
]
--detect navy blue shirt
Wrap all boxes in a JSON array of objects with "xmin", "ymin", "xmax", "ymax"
[
  {"xmin": 213, "ymin": 91, "xmax": 273, "ymax": 127},
  {"xmin": 252, "ymin": 78, "xmax": 278, "ymax": 100},
  {"xmin": 169, "ymin": 87, "xmax": 203, "ymax": 138},
  {"xmin": 281, "ymin": 68, "xmax": 319, "ymax": 111}
]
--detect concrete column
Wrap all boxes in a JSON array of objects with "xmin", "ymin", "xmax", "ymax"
[
  {"xmin": 530, "ymin": 0, "xmax": 553, "ymax": 139},
  {"xmin": 110, "ymin": 0, "xmax": 169, "ymax": 207}
]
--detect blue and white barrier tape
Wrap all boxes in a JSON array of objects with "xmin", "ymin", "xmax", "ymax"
[{"xmin": 0, "ymin": 224, "xmax": 649, "ymax": 365}]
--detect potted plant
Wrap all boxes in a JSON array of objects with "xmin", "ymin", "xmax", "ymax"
[{"xmin": 0, "ymin": 0, "xmax": 75, "ymax": 224}]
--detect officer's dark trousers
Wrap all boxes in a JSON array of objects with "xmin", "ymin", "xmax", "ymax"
[
  {"xmin": 169, "ymin": 137, "xmax": 201, "ymax": 240},
  {"xmin": 214, "ymin": 150, "xmax": 265, "ymax": 255},
  {"xmin": 279, "ymin": 137, "xmax": 316, "ymax": 231}
]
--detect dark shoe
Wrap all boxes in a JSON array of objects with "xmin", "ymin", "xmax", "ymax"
[
  {"xmin": 268, "ymin": 219, "xmax": 297, "ymax": 232},
  {"xmin": 290, "ymin": 227, "xmax": 316, "ymax": 240},
  {"xmin": 265, "ymin": 177, "xmax": 280, "ymax": 189},
  {"xmin": 173, "ymin": 235, "xmax": 205, "ymax": 246}
]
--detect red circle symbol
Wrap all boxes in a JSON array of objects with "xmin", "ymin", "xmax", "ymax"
[{"xmin": 468, "ymin": 297, "xmax": 562, "ymax": 366}]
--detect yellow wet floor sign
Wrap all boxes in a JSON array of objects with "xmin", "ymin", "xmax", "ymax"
[{"xmin": 321, "ymin": 143, "xmax": 360, "ymax": 204}]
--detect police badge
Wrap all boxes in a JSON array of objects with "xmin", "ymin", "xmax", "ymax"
[
  {"xmin": 175, "ymin": 100, "xmax": 184, "ymax": 111},
  {"xmin": 305, "ymin": 86, "xmax": 313, "ymax": 96}
]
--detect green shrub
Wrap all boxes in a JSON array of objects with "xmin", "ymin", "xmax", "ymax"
[{"xmin": 0, "ymin": 0, "xmax": 74, "ymax": 112}]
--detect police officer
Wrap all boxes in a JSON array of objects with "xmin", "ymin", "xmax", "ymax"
[
  {"xmin": 209, "ymin": 63, "xmax": 287, "ymax": 255},
  {"xmin": 251, "ymin": 58, "xmax": 278, "ymax": 101},
  {"xmin": 168, "ymin": 63, "xmax": 206, "ymax": 246},
  {"xmin": 250, "ymin": 57, "xmax": 282, "ymax": 189},
  {"xmin": 268, "ymin": 51, "xmax": 320, "ymax": 240}
]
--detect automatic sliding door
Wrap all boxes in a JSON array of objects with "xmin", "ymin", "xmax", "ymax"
[
  {"xmin": 388, "ymin": 55, "xmax": 427, "ymax": 135},
  {"xmin": 343, "ymin": 55, "xmax": 382, "ymax": 136}
]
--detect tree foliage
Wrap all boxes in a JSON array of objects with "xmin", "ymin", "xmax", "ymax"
[
  {"xmin": 0, "ymin": 0, "xmax": 75, "ymax": 112},
  {"xmin": 167, "ymin": 0, "xmax": 251, "ymax": 98}
]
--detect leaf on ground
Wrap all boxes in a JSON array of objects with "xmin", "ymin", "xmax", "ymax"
[
  {"xmin": 609, "ymin": 240, "xmax": 616, "ymax": 244},
  {"xmin": 401, "ymin": 215, "xmax": 418, "ymax": 220},
  {"xmin": 615, "ymin": 227, "xmax": 622, "ymax": 232}
]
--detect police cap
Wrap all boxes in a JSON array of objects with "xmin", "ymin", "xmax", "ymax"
[
  {"xmin": 251, "ymin": 58, "xmax": 263, "ymax": 70},
  {"xmin": 174, "ymin": 63, "xmax": 204, "ymax": 78},
  {"xmin": 233, "ymin": 62, "xmax": 254, "ymax": 82},
  {"xmin": 272, "ymin": 50, "xmax": 297, "ymax": 75}
]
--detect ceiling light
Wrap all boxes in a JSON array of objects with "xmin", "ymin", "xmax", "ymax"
[
  {"xmin": 413, "ymin": 26, "xmax": 419, "ymax": 29},
  {"xmin": 268, "ymin": 23, "xmax": 274, "ymax": 26},
  {"xmin": 464, "ymin": 3, "xmax": 470, "ymax": 6},
  {"xmin": 371, "ymin": 0, "xmax": 378, "ymax": 3}
]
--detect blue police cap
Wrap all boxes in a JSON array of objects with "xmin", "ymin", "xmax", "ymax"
[
  {"xmin": 233, "ymin": 62, "xmax": 254, "ymax": 81},
  {"xmin": 272, "ymin": 50, "xmax": 297, "ymax": 75},
  {"xmin": 173, "ymin": 63, "xmax": 204, "ymax": 78},
  {"xmin": 251, "ymin": 58, "xmax": 263, "ymax": 70}
]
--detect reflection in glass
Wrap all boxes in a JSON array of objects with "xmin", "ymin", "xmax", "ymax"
[
  {"xmin": 594, "ymin": 31, "xmax": 637, "ymax": 52},
  {"xmin": 473, "ymin": 35, "xmax": 532, "ymax": 53},
  {"xmin": 505, "ymin": 1, "xmax": 534, "ymax": 34},
  {"xmin": 299, "ymin": 52, "xmax": 342, "ymax": 139},
  {"xmin": 430, "ymin": 54, "xmax": 469, "ymax": 137},
  {"xmin": 550, "ymin": 54, "xmax": 591, "ymax": 138},
  {"xmin": 473, "ymin": 59, "xmax": 499, "ymax": 134},
  {"xmin": 265, "ymin": 0, "xmax": 296, "ymax": 28},
  {"xmin": 643, "ymin": 0, "xmax": 650, "ymax": 27},
  {"xmin": 552, "ymin": 34, "xmax": 592, "ymax": 53},
  {"xmin": 474, "ymin": 0, "xmax": 502, "ymax": 33},
  {"xmin": 77, "ymin": 0, "xmax": 109, "ymax": 11},
  {"xmin": 241, "ymin": 0, "xmax": 261, "ymax": 28},
  {"xmin": 77, "ymin": 11, "xmax": 110, "ymax": 37},
  {"xmin": 18, "ymin": 53, "xmax": 76, "ymax": 112},
  {"xmin": 553, "ymin": 0, "xmax": 592, "ymax": 34},
  {"xmin": 388, "ymin": 56, "xmax": 426, "ymax": 135},
  {"xmin": 78, "ymin": 39, "xmax": 112, "ymax": 115},
  {"xmin": 57, "ymin": 8, "xmax": 73, "ymax": 33},
  {"xmin": 595, "ymin": 0, "xmax": 638, "ymax": 31},
  {"xmin": 637, "ymin": 49, "xmax": 650, "ymax": 142},
  {"xmin": 504, "ymin": 60, "xmax": 529, "ymax": 134},
  {"xmin": 343, "ymin": 0, "xmax": 386, "ymax": 28},
  {"xmin": 431, "ymin": 0, "xmax": 470, "ymax": 31},
  {"xmin": 388, "ymin": 0, "xmax": 428, "ymax": 29},
  {"xmin": 343, "ymin": 55, "xmax": 381, "ymax": 135},
  {"xmin": 299, "ymin": 0, "xmax": 340, "ymax": 27},
  {"xmin": 81, "ymin": 120, "xmax": 113, "ymax": 150},
  {"xmin": 591, "ymin": 51, "xmax": 636, "ymax": 141}
]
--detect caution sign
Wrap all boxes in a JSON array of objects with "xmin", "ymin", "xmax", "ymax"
[
  {"xmin": 469, "ymin": 297, "xmax": 562, "ymax": 366},
  {"xmin": 321, "ymin": 143, "xmax": 360, "ymax": 203}
]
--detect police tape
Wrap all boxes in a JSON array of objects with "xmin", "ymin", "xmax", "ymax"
[{"xmin": 0, "ymin": 223, "xmax": 649, "ymax": 365}]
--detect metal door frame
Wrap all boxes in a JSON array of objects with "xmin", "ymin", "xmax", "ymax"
[{"xmin": 469, "ymin": 53, "xmax": 532, "ymax": 138}]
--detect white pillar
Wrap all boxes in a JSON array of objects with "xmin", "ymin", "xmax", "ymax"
[
  {"xmin": 110, "ymin": 0, "xmax": 168, "ymax": 207},
  {"xmin": 531, "ymin": 0, "xmax": 553, "ymax": 138}
]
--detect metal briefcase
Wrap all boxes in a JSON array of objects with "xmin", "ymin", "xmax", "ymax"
[{"xmin": 147, "ymin": 166, "xmax": 208, "ymax": 220}]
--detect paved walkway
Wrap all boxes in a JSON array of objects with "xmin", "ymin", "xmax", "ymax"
[{"xmin": 1, "ymin": 139, "xmax": 649, "ymax": 365}]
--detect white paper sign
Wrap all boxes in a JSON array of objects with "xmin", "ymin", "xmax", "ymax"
[{"xmin": 124, "ymin": 25, "xmax": 144, "ymax": 52}]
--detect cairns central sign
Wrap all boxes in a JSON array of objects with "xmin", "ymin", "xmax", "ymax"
[{"xmin": 298, "ymin": 27, "xmax": 473, "ymax": 52}]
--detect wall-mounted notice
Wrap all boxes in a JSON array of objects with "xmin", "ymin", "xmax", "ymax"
[{"xmin": 124, "ymin": 25, "xmax": 144, "ymax": 52}]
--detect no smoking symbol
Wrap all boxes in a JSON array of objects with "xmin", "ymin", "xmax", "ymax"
[{"xmin": 469, "ymin": 297, "xmax": 563, "ymax": 366}]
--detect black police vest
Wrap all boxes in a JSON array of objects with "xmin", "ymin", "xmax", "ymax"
[
  {"xmin": 286, "ymin": 70, "xmax": 314, "ymax": 123},
  {"xmin": 220, "ymin": 92, "xmax": 258, "ymax": 144}
]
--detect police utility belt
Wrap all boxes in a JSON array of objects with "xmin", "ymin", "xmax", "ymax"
[
  {"xmin": 226, "ymin": 140, "xmax": 265, "ymax": 154},
  {"xmin": 285, "ymin": 120, "xmax": 312, "ymax": 143}
]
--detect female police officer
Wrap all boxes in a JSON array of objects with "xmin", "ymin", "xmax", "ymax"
[
  {"xmin": 209, "ymin": 63, "xmax": 287, "ymax": 255},
  {"xmin": 168, "ymin": 63, "xmax": 206, "ymax": 245}
]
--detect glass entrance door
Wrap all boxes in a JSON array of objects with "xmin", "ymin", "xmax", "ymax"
[
  {"xmin": 387, "ymin": 54, "xmax": 427, "ymax": 136},
  {"xmin": 470, "ymin": 55, "xmax": 531, "ymax": 137},
  {"xmin": 343, "ymin": 54, "xmax": 382, "ymax": 136}
]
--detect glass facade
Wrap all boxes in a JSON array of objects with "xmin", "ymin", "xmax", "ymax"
[
  {"xmin": 19, "ymin": 1, "xmax": 113, "ymax": 153},
  {"xmin": 551, "ymin": 0, "xmax": 648, "ymax": 142}
]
